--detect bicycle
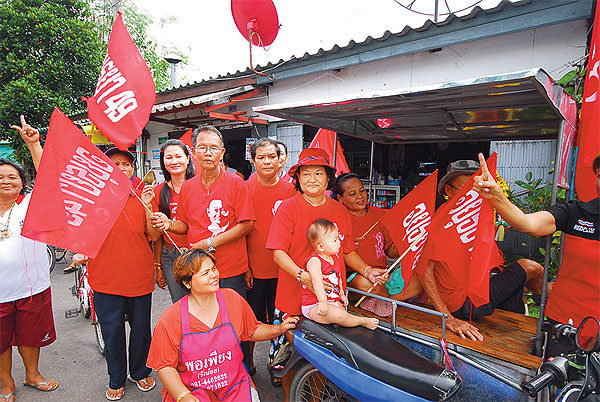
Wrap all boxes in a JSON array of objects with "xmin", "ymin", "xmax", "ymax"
[
  {"xmin": 64, "ymin": 254, "xmax": 105, "ymax": 355},
  {"xmin": 46, "ymin": 245, "xmax": 68, "ymax": 273}
]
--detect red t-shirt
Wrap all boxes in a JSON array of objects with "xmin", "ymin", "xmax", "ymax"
[
  {"xmin": 177, "ymin": 169, "xmax": 255, "ymax": 278},
  {"xmin": 147, "ymin": 288, "xmax": 260, "ymax": 372},
  {"xmin": 88, "ymin": 192, "xmax": 155, "ymax": 297},
  {"xmin": 266, "ymin": 194, "xmax": 355, "ymax": 315},
  {"xmin": 151, "ymin": 182, "xmax": 188, "ymax": 248},
  {"xmin": 302, "ymin": 252, "xmax": 343, "ymax": 306},
  {"xmin": 245, "ymin": 176, "xmax": 296, "ymax": 279},
  {"xmin": 350, "ymin": 206, "xmax": 393, "ymax": 270}
]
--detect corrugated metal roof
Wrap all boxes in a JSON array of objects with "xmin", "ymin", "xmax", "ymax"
[{"xmin": 157, "ymin": 0, "xmax": 591, "ymax": 95}]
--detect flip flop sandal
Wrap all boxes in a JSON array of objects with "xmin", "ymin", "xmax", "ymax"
[
  {"xmin": 267, "ymin": 365, "xmax": 282, "ymax": 388},
  {"xmin": 105, "ymin": 387, "xmax": 124, "ymax": 401},
  {"xmin": 63, "ymin": 263, "xmax": 77, "ymax": 274},
  {"xmin": 23, "ymin": 378, "xmax": 59, "ymax": 392},
  {"xmin": 0, "ymin": 391, "xmax": 15, "ymax": 402},
  {"xmin": 127, "ymin": 375, "xmax": 155, "ymax": 392},
  {"xmin": 372, "ymin": 298, "xmax": 392, "ymax": 318}
]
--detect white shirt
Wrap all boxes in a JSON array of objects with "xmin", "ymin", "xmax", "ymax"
[{"xmin": 0, "ymin": 193, "xmax": 50, "ymax": 303}]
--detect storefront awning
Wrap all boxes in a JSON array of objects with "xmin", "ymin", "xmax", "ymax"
[{"xmin": 254, "ymin": 68, "xmax": 577, "ymax": 144}]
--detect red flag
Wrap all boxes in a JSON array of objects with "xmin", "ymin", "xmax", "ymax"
[
  {"xmin": 179, "ymin": 129, "xmax": 200, "ymax": 171},
  {"xmin": 380, "ymin": 171, "xmax": 438, "ymax": 287},
  {"xmin": 21, "ymin": 108, "xmax": 131, "ymax": 258},
  {"xmin": 309, "ymin": 128, "xmax": 350, "ymax": 176},
  {"xmin": 575, "ymin": 5, "xmax": 600, "ymax": 202},
  {"xmin": 86, "ymin": 12, "xmax": 156, "ymax": 150},
  {"xmin": 425, "ymin": 153, "xmax": 503, "ymax": 307}
]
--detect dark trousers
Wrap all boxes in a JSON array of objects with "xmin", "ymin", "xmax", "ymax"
[
  {"xmin": 93, "ymin": 291, "xmax": 152, "ymax": 389},
  {"xmin": 219, "ymin": 273, "xmax": 252, "ymax": 369},
  {"xmin": 247, "ymin": 278, "xmax": 277, "ymax": 324}
]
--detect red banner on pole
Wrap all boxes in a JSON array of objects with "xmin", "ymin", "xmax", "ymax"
[
  {"xmin": 424, "ymin": 153, "xmax": 503, "ymax": 307},
  {"xmin": 575, "ymin": 5, "xmax": 600, "ymax": 202},
  {"xmin": 86, "ymin": 12, "xmax": 156, "ymax": 151},
  {"xmin": 309, "ymin": 128, "xmax": 350, "ymax": 176},
  {"xmin": 21, "ymin": 108, "xmax": 131, "ymax": 258},
  {"xmin": 380, "ymin": 171, "xmax": 438, "ymax": 287},
  {"xmin": 179, "ymin": 128, "xmax": 200, "ymax": 171}
]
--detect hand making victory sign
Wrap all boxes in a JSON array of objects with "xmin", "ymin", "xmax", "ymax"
[
  {"xmin": 11, "ymin": 115, "xmax": 43, "ymax": 171},
  {"xmin": 473, "ymin": 152, "xmax": 502, "ymax": 200}
]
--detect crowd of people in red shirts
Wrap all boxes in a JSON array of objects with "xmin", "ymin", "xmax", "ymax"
[{"xmin": 2, "ymin": 120, "xmax": 598, "ymax": 402}]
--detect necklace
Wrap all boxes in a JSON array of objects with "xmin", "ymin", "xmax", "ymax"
[
  {"xmin": 0, "ymin": 202, "xmax": 16, "ymax": 239},
  {"xmin": 303, "ymin": 194, "xmax": 327, "ymax": 207}
]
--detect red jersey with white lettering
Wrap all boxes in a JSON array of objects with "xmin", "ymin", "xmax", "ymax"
[
  {"xmin": 152, "ymin": 182, "xmax": 187, "ymax": 248},
  {"xmin": 245, "ymin": 176, "xmax": 295, "ymax": 279},
  {"xmin": 350, "ymin": 206, "xmax": 393, "ymax": 270},
  {"xmin": 545, "ymin": 198, "xmax": 599, "ymax": 326},
  {"xmin": 177, "ymin": 169, "xmax": 255, "ymax": 278},
  {"xmin": 266, "ymin": 194, "xmax": 355, "ymax": 315},
  {"xmin": 88, "ymin": 192, "xmax": 155, "ymax": 297}
]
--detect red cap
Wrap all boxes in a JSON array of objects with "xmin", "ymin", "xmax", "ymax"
[{"xmin": 288, "ymin": 148, "xmax": 335, "ymax": 178}]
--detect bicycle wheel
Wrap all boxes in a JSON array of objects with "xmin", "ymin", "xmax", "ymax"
[
  {"xmin": 95, "ymin": 320, "xmax": 106, "ymax": 356},
  {"xmin": 47, "ymin": 246, "xmax": 56, "ymax": 274},
  {"xmin": 81, "ymin": 289, "xmax": 91, "ymax": 319},
  {"xmin": 54, "ymin": 247, "xmax": 68, "ymax": 263},
  {"xmin": 289, "ymin": 362, "xmax": 354, "ymax": 402}
]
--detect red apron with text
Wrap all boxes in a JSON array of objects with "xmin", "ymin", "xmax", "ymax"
[{"xmin": 166, "ymin": 291, "xmax": 252, "ymax": 401}]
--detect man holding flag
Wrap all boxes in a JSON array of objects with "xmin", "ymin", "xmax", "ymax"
[
  {"xmin": 474, "ymin": 152, "xmax": 599, "ymax": 357},
  {"xmin": 416, "ymin": 157, "xmax": 543, "ymax": 341}
]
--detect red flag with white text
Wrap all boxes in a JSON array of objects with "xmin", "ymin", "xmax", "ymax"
[
  {"xmin": 179, "ymin": 129, "xmax": 200, "ymax": 171},
  {"xmin": 309, "ymin": 128, "xmax": 350, "ymax": 176},
  {"xmin": 380, "ymin": 171, "xmax": 438, "ymax": 288},
  {"xmin": 21, "ymin": 108, "xmax": 131, "ymax": 258},
  {"xmin": 86, "ymin": 12, "xmax": 156, "ymax": 150},
  {"xmin": 575, "ymin": 5, "xmax": 600, "ymax": 202},
  {"xmin": 423, "ymin": 153, "xmax": 503, "ymax": 307}
]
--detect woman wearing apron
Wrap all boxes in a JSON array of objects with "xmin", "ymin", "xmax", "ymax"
[{"xmin": 147, "ymin": 249, "xmax": 297, "ymax": 402}]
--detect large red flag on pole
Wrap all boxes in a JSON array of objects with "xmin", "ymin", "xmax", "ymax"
[
  {"xmin": 179, "ymin": 128, "xmax": 200, "ymax": 171},
  {"xmin": 380, "ymin": 170, "xmax": 438, "ymax": 288},
  {"xmin": 86, "ymin": 12, "xmax": 156, "ymax": 150},
  {"xmin": 575, "ymin": 5, "xmax": 600, "ymax": 202},
  {"xmin": 422, "ymin": 153, "xmax": 503, "ymax": 307},
  {"xmin": 309, "ymin": 128, "xmax": 350, "ymax": 176},
  {"xmin": 21, "ymin": 108, "xmax": 131, "ymax": 258}
]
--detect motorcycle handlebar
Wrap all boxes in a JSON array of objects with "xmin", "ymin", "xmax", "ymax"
[{"xmin": 521, "ymin": 371, "xmax": 556, "ymax": 397}]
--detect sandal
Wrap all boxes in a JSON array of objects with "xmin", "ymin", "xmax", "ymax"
[
  {"xmin": 267, "ymin": 365, "xmax": 282, "ymax": 388},
  {"xmin": 106, "ymin": 387, "xmax": 124, "ymax": 401},
  {"xmin": 63, "ymin": 263, "xmax": 77, "ymax": 274},
  {"xmin": 360, "ymin": 297, "xmax": 392, "ymax": 317},
  {"xmin": 0, "ymin": 391, "xmax": 15, "ymax": 402},
  {"xmin": 127, "ymin": 375, "xmax": 155, "ymax": 392},
  {"xmin": 23, "ymin": 378, "xmax": 58, "ymax": 392}
]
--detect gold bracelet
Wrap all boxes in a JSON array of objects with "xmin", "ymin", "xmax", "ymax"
[
  {"xmin": 176, "ymin": 390, "xmax": 191, "ymax": 402},
  {"xmin": 154, "ymin": 263, "xmax": 162, "ymax": 271},
  {"xmin": 168, "ymin": 220, "xmax": 174, "ymax": 232}
]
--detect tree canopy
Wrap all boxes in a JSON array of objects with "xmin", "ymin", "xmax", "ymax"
[{"xmin": 0, "ymin": 0, "xmax": 105, "ymax": 164}]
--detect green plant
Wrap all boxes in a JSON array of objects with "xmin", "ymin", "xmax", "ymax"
[{"xmin": 513, "ymin": 166, "xmax": 566, "ymax": 281}]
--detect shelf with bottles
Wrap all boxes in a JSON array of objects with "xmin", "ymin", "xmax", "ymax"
[{"xmin": 361, "ymin": 183, "xmax": 401, "ymax": 208}]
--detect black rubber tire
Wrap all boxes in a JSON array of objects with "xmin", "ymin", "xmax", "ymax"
[
  {"xmin": 47, "ymin": 246, "xmax": 56, "ymax": 274},
  {"xmin": 95, "ymin": 320, "xmax": 106, "ymax": 356},
  {"xmin": 54, "ymin": 247, "xmax": 68, "ymax": 263},
  {"xmin": 289, "ymin": 362, "xmax": 353, "ymax": 402}
]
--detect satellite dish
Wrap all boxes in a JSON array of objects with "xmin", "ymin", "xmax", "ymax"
[{"xmin": 231, "ymin": 0, "xmax": 279, "ymax": 76}]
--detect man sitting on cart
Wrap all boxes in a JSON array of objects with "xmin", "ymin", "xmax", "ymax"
[{"xmin": 416, "ymin": 159, "xmax": 544, "ymax": 341}]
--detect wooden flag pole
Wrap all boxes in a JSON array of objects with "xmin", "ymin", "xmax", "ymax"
[
  {"xmin": 130, "ymin": 188, "xmax": 184, "ymax": 254},
  {"xmin": 354, "ymin": 231, "xmax": 427, "ymax": 308}
]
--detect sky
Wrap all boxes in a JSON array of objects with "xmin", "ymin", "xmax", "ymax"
[{"xmin": 132, "ymin": 0, "xmax": 508, "ymax": 86}]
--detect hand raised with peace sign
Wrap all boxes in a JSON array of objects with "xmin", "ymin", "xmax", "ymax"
[
  {"xmin": 472, "ymin": 153, "xmax": 503, "ymax": 200},
  {"xmin": 11, "ymin": 115, "xmax": 40, "ymax": 145}
]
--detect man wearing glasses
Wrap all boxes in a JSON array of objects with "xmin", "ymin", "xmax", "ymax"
[{"xmin": 151, "ymin": 125, "xmax": 255, "ymax": 298}]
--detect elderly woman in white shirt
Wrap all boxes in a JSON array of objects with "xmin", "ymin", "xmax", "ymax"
[{"xmin": 0, "ymin": 116, "xmax": 58, "ymax": 402}]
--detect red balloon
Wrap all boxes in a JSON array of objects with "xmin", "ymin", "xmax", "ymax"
[{"xmin": 231, "ymin": 0, "xmax": 279, "ymax": 47}]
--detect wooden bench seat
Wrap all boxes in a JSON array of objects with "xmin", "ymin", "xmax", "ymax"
[{"xmin": 348, "ymin": 302, "xmax": 543, "ymax": 370}]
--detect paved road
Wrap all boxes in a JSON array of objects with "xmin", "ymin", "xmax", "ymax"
[{"xmin": 9, "ymin": 260, "xmax": 284, "ymax": 401}]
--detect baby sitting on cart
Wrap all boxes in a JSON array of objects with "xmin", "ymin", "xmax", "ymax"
[{"xmin": 301, "ymin": 219, "xmax": 379, "ymax": 330}]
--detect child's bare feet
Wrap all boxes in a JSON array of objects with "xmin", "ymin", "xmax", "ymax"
[{"xmin": 360, "ymin": 317, "xmax": 379, "ymax": 330}]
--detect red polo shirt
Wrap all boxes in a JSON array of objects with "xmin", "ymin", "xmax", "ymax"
[
  {"xmin": 245, "ymin": 176, "xmax": 296, "ymax": 279},
  {"xmin": 177, "ymin": 169, "xmax": 255, "ymax": 278},
  {"xmin": 266, "ymin": 194, "xmax": 355, "ymax": 315},
  {"xmin": 88, "ymin": 192, "xmax": 155, "ymax": 297}
]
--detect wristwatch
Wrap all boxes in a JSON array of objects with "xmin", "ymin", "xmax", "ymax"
[{"xmin": 206, "ymin": 237, "xmax": 216, "ymax": 253}]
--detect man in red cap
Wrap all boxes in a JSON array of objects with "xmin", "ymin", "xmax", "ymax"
[{"xmin": 474, "ymin": 152, "xmax": 600, "ymax": 358}]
